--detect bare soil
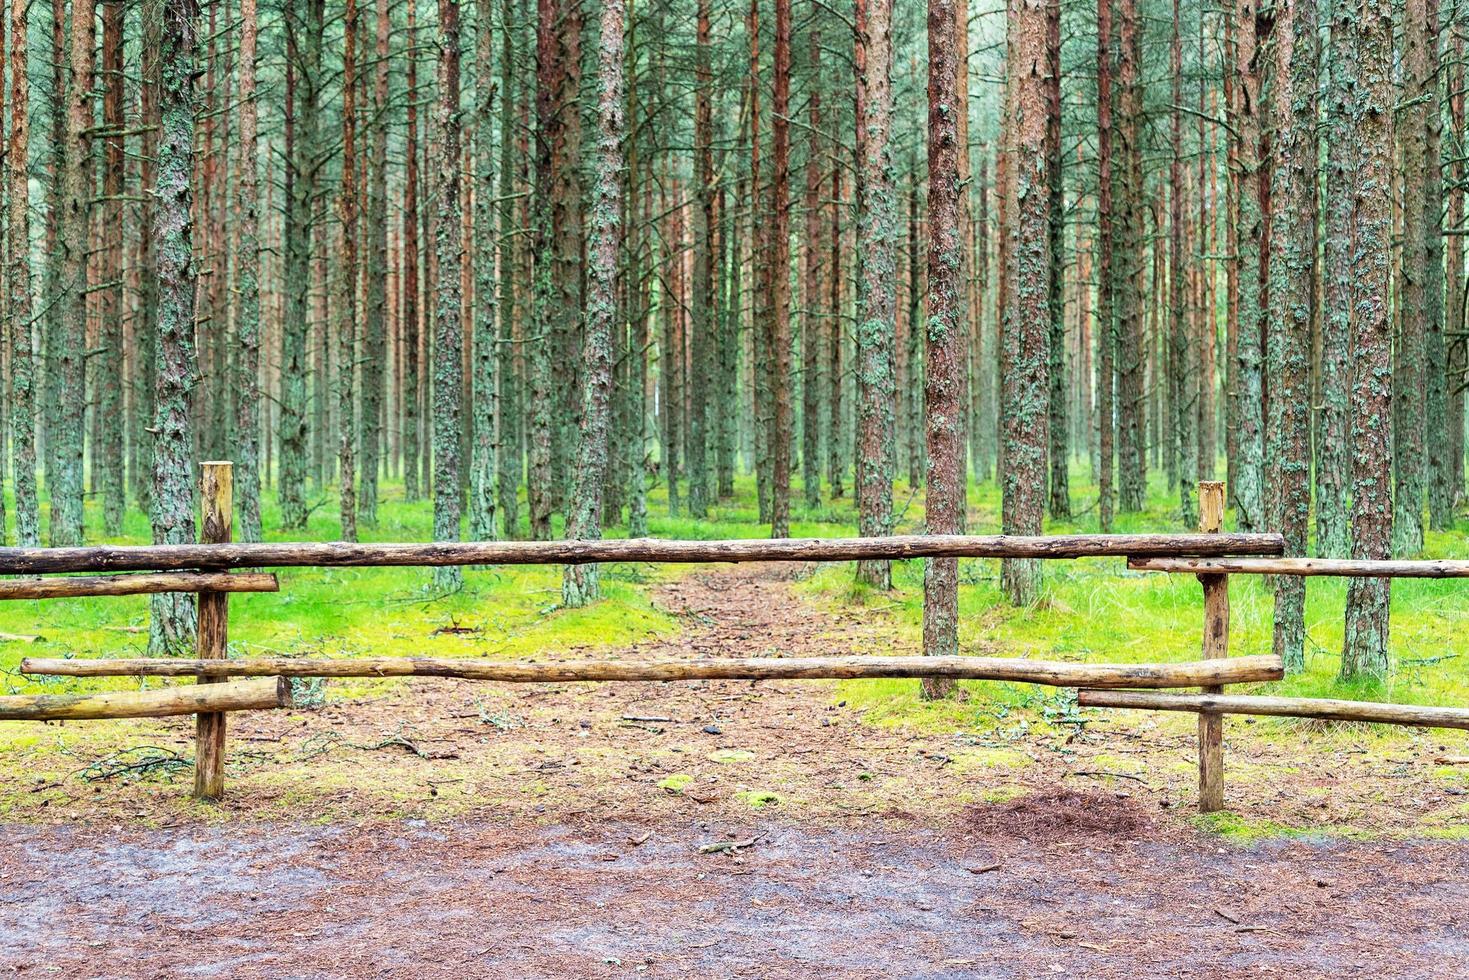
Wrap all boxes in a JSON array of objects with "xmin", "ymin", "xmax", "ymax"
[{"xmin": 3, "ymin": 566, "xmax": 1468, "ymax": 977}]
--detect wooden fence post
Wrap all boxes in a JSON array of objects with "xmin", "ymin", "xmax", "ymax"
[
  {"xmin": 1197, "ymin": 480, "xmax": 1227, "ymax": 812},
  {"xmin": 194, "ymin": 461, "xmax": 233, "ymax": 801}
]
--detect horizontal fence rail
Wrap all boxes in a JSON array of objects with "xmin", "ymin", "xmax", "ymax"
[
  {"xmin": 0, "ymin": 677, "xmax": 293, "ymax": 722},
  {"xmin": 1131, "ymin": 556, "xmax": 1469, "ymax": 577},
  {"xmin": 1078, "ymin": 689, "xmax": 1469, "ymax": 732},
  {"xmin": 0, "ymin": 532, "xmax": 1285, "ymax": 575},
  {"xmin": 20, "ymin": 654, "xmax": 1286, "ymax": 689},
  {"xmin": 0, "ymin": 573, "xmax": 279, "ymax": 600}
]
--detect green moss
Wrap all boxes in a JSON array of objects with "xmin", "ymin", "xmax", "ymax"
[
  {"xmin": 658, "ymin": 773, "xmax": 693, "ymax": 794},
  {"xmin": 736, "ymin": 789, "xmax": 783, "ymax": 808},
  {"xmin": 707, "ymin": 749, "xmax": 755, "ymax": 764}
]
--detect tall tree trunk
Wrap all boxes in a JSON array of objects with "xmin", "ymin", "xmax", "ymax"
[
  {"xmin": 498, "ymin": 0, "xmax": 523, "ymax": 536},
  {"xmin": 1044, "ymin": 0, "xmax": 1068, "ymax": 520},
  {"xmin": 921, "ymin": 0, "xmax": 967, "ymax": 695},
  {"xmin": 827, "ymin": 159, "xmax": 846, "ymax": 499},
  {"xmin": 1342, "ymin": 0, "xmax": 1394, "ymax": 680},
  {"xmin": 234, "ymin": 0, "xmax": 262, "ymax": 542},
  {"xmin": 1267, "ymin": 0, "xmax": 1316, "ymax": 673},
  {"xmin": 433, "ymin": 0, "xmax": 465, "ymax": 589},
  {"xmin": 52, "ymin": 0, "xmax": 95, "ymax": 546},
  {"xmin": 469, "ymin": 0, "xmax": 499, "ymax": 541},
  {"xmin": 1396, "ymin": 0, "xmax": 1432, "ymax": 554},
  {"xmin": 280, "ymin": 0, "xmax": 324, "ymax": 529},
  {"xmin": 563, "ymin": 0, "xmax": 626, "ymax": 605},
  {"xmin": 1316, "ymin": 0, "xmax": 1355, "ymax": 557},
  {"xmin": 98, "ymin": 0, "xmax": 125, "ymax": 536},
  {"xmin": 336, "ymin": 0, "xmax": 360, "ymax": 541},
  {"xmin": 1449, "ymin": 28, "xmax": 1467, "ymax": 507},
  {"xmin": 1001, "ymin": 0, "xmax": 1050, "ymax": 605},
  {"xmin": 359, "ymin": 0, "xmax": 391, "ymax": 528},
  {"xmin": 8, "ymin": 0, "xmax": 37, "ymax": 547},
  {"xmin": 1169, "ymin": 0, "xmax": 1195, "ymax": 528},
  {"xmin": 1095, "ymin": 0, "xmax": 1116, "ymax": 530},
  {"xmin": 402, "ymin": 1, "xmax": 422, "ymax": 502},
  {"xmin": 1232, "ymin": 0, "xmax": 1267, "ymax": 531},
  {"xmin": 768, "ymin": 0, "xmax": 793, "ymax": 537},
  {"xmin": 801, "ymin": 27, "xmax": 825, "ymax": 509},
  {"xmin": 149, "ymin": 0, "xmax": 200, "ymax": 655},
  {"xmin": 1424, "ymin": 0, "xmax": 1450, "ymax": 531},
  {"xmin": 529, "ymin": 0, "xmax": 568, "ymax": 539},
  {"xmin": 688, "ymin": 0, "xmax": 714, "ymax": 519},
  {"xmin": 1113, "ymin": 0, "xmax": 1146, "ymax": 514},
  {"xmin": 854, "ymin": 0, "xmax": 897, "ymax": 588}
]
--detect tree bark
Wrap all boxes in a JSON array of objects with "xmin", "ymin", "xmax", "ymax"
[
  {"xmin": 1231, "ymin": 0, "xmax": 1267, "ymax": 532},
  {"xmin": 561, "ymin": 0, "xmax": 625, "ymax": 607},
  {"xmin": 7, "ymin": 0, "xmax": 37, "ymax": 547},
  {"xmin": 854, "ymin": 0, "xmax": 898, "ymax": 589},
  {"xmin": 921, "ymin": 0, "xmax": 967, "ymax": 696},
  {"xmin": 1316, "ymin": 3, "xmax": 1355, "ymax": 558},
  {"xmin": 149, "ymin": 0, "xmax": 200, "ymax": 656},
  {"xmin": 1000, "ymin": 0, "xmax": 1051, "ymax": 605},
  {"xmin": 1342, "ymin": 0, "xmax": 1394, "ymax": 681},
  {"xmin": 469, "ymin": 0, "xmax": 499, "ymax": 543},
  {"xmin": 1095, "ymin": 0, "xmax": 1115, "ymax": 531},
  {"xmin": 433, "ymin": 0, "xmax": 465, "ymax": 591},
  {"xmin": 280, "ymin": 0, "xmax": 325, "ymax": 528},
  {"xmin": 359, "ymin": 0, "xmax": 392, "ymax": 529},
  {"xmin": 336, "ymin": 0, "xmax": 360, "ymax": 542},
  {"xmin": 1045, "ymin": 0, "xmax": 1069, "ymax": 521},
  {"xmin": 1395, "ymin": 0, "xmax": 1432, "ymax": 554},
  {"xmin": 233, "ymin": 0, "xmax": 263, "ymax": 542},
  {"xmin": 1266, "ymin": 0, "xmax": 1316, "ymax": 674}
]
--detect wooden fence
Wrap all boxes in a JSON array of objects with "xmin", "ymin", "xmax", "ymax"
[{"xmin": 3, "ymin": 462, "xmax": 1468, "ymax": 814}]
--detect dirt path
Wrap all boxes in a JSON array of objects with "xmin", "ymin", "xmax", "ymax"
[
  {"xmin": 4, "ymin": 566, "xmax": 1469, "ymax": 977},
  {"xmin": 3, "ymin": 803, "xmax": 1466, "ymax": 978}
]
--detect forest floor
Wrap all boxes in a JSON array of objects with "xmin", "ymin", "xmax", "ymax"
[{"xmin": 4, "ymin": 565, "xmax": 1469, "ymax": 977}]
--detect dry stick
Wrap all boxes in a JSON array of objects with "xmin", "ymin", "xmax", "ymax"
[
  {"xmin": 1131, "ymin": 556, "xmax": 1469, "ymax": 577},
  {"xmin": 1196, "ymin": 480, "xmax": 1227, "ymax": 814},
  {"xmin": 0, "ymin": 572, "xmax": 278, "ymax": 600},
  {"xmin": 0, "ymin": 677, "xmax": 292, "ymax": 721},
  {"xmin": 1078, "ymin": 690, "xmax": 1469, "ymax": 731},
  {"xmin": 194, "ymin": 462, "xmax": 232, "ymax": 802},
  {"xmin": 19, "ymin": 653, "xmax": 1286, "ymax": 688},
  {"xmin": 0, "ymin": 532, "xmax": 1285, "ymax": 575}
]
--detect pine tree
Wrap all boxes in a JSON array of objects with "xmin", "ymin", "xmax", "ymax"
[
  {"xmin": 921, "ymin": 0, "xmax": 967, "ymax": 696},
  {"xmin": 1267, "ymin": 0, "xmax": 1316, "ymax": 674},
  {"xmin": 149, "ymin": 0, "xmax": 201, "ymax": 655},
  {"xmin": 1341, "ymin": 0, "xmax": 1394, "ymax": 680},
  {"xmin": 563, "ymin": 0, "xmax": 626, "ymax": 606},
  {"xmin": 854, "ymin": 0, "xmax": 897, "ymax": 589},
  {"xmin": 1000, "ymin": 0, "xmax": 1050, "ymax": 606},
  {"xmin": 433, "ymin": 0, "xmax": 466, "ymax": 591},
  {"xmin": 234, "ymin": 0, "xmax": 263, "ymax": 543},
  {"xmin": 8, "ymin": 0, "xmax": 37, "ymax": 548}
]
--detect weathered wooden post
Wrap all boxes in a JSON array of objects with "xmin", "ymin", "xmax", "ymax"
[
  {"xmin": 1197, "ymin": 480, "xmax": 1227, "ymax": 812},
  {"xmin": 194, "ymin": 461, "xmax": 233, "ymax": 801}
]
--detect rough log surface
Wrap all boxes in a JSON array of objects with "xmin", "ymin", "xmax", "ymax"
[
  {"xmin": 1131, "ymin": 556, "xmax": 1469, "ymax": 578},
  {"xmin": 1079, "ymin": 689, "xmax": 1469, "ymax": 731},
  {"xmin": 0, "ymin": 573, "xmax": 278, "ymax": 600},
  {"xmin": 0, "ymin": 677, "xmax": 291, "ymax": 721},
  {"xmin": 0, "ymin": 533, "xmax": 1284, "ymax": 574},
  {"xmin": 20, "ymin": 654, "xmax": 1285, "ymax": 688}
]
